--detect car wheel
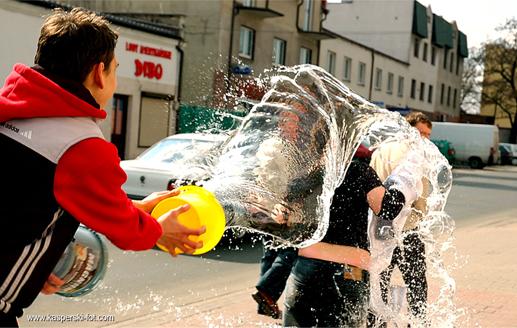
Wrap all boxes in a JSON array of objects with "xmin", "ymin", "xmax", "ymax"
[{"xmin": 469, "ymin": 157, "xmax": 483, "ymax": 169}]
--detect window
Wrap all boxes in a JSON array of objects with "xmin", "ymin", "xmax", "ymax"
[
  {"xmin": 447, "ymin": 86, "xmax": 451, "ymax": 106},
  {"xmin": 387, "ymin": 72, "xmax": 394, "ymax": 94},
  {"xmin": 419, "ymin": 82, "xmax": 425, "ymax": 101},
  {"xmin": 453, "ymin": 88, "xmax": 457, "ymax": 108},
  {"xmin": 375, "ymin": 68, "xmax": 383, "ymax": 90},
  {"xmin": 358, "ymin": 62, "xmax": 366, "ymax": 85},
  {"xmin": 299, "ymin": 47, "xmax": 312, "ymax": 64},
  {"xmin": 414, "ymin": 38, "xmax": 420, "ymax": 58},
  {"xmin": 449, "ymin": 52, "xmax": 454, "ymax": 72},
  {"xmin": 242, "ymin": 0, "xmax": 255, "ymax": 7},
  {"xmin": 440, "ymin": 83, "xmax": 445, "ymax": 104},
  {"xmin": 397, "ymin": 76, "xmax": 404, "ymax": 97},
  {"xmin": 428, "ymin": 85, "xmax": 433, "ymax": 103},
  {"xmin": 139, "ymin": 94, "xmax": 172, "ymax": 148},
  {"xmin": 443, "ymin": 49, "xmax": 448, "ymax": 69},
  {"xmin": 431, "ymin": 46, "xmax": 436, "ymax": 65},
  {"xmin": 272, "ymin": 38, "xmax": 286, "ymax": 65},
  {"xmin": 239, "ymin": 26, "xmax": 255, "ymax": 59},
  {"xmin": 343, "ymin": 56, "xmax": 352, "ymax": 82},
  {"xmin": 410, "ymin": 79, "xmax": 416, "ymax": 99},
  {"xmin": 423, "ymin": 43, "xmax": 428, "ymax": 62},
  {"xmin": 303, "ymin": 0, "xmax": 314, "ymax": 31},
  {"xmin": 327, "ymin": 50, "xmax": 336, "ymax": 75}
]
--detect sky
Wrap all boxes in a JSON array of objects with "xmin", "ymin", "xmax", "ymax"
[{"xmin": 328, "ymin": 0, "xmax": 517, "ymax": 49}]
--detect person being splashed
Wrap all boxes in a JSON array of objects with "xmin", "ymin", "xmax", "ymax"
[
  {"xmin": 282, "ymin": 142, "xmax": 424, "ymax": 327},
  {"xmin": 369, "ymin": 111, "xmax": 433, "ymax": 327}
]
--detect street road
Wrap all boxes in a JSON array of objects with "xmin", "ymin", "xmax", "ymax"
[{"xmin": 20, "ymin": 166, "xmax": 517, "ymax": 327}]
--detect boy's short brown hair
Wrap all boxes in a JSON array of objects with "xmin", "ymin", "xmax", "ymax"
[
  {"xmin": 406, "ymin": 111, "xmax": 432, "ymax": 129},
  {"xmin": 34, "ymin": 8, "xmax": 118, "ymax": 82}
]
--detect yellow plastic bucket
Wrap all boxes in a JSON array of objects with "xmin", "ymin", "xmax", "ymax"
[{"xmin": 151, "ymin": 185, "xmax": 226, "ymax": 255}]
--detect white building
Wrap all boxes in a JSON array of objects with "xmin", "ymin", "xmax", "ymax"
[
  {"xmin": 0, "ymin": 0, "xmax": 183, "ymax": 159},
  {"xmin": 321, "ymin": 0, "xmax": 468, "ymax": 121}
]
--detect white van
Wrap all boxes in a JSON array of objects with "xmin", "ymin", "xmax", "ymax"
[{"xmin": 431, "ymin": 122, "xmax": 499, "ymax": 169}]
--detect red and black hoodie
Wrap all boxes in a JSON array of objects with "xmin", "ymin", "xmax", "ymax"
[{"xmin": 0, "ymin": 64, "xmax": 162, "ymax": 318}]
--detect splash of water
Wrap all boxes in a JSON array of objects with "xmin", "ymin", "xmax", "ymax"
[{"xmin": 198, "ymin": 64, "xmax": 458, "ymax": 326}]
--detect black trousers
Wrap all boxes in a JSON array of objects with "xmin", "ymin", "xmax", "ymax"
[
  {"xmin": 381, "ymin": 232, "xmax": 428, "ymax": 321},
  {"xmin": 0, "ymin": 313, "xmax": 18, "ymax": 328}
]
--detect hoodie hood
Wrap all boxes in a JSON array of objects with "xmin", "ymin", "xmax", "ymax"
[{"xmin": 0, "ymin": 64, "xmax": 106, "ymax": 122}]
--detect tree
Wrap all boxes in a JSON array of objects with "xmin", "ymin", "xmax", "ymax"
[
  {"xmin": 481, "ymin": 18, "xmax": 517, "ymax": 143},
  {"xmin": 460, "ymin": 47, "xmax": 483, "ymax": 114}
]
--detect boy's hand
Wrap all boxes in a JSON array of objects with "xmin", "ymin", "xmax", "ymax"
[
  {"xmin": 133, "ymin": 189, "xmax": 181, "ymax": 213},
  {"xmin": 41, "ymin": 274, "xmax": 64, "ymax": 295},
  {"xmin": 156, "ymin": 204, "xmax": 206, "ymax": 257}
]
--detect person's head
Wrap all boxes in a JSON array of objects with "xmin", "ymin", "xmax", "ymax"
[
  {"xmin": 34, "ymin": 8, "xmax": 119, "ymax": 107},
  {"xmin": 406, "ymin": 111, "xmax": 432, "ymax": 139}
]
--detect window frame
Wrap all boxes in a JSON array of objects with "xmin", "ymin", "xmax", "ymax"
[
  {"xmin": 419, "ymin": 82, "xmax": 425, "ymax": 101},
  {"xmin": 397, "ymin": 76, "xmax": 404, "ymax": 97},
  {"xmin": 358, "ymin": 62, "xmax": 366, "ymax": 86},
  {"xmin": 272, "ymin": 37, "xmax": 287, "ymax": 66},
  {"xmin": 343, "ymin": 56, "xmax": 352, "ymax": 82},
  {"xmin": 374, "ymin": 68, "xmax": 383, "ymax": 91},
  {"xmin": 414, "ymin": 37, "xmax": 420, "ymax": 58},
  {"xmin": 299, "ymin": 47, "xmax": 312, "ymax": 64},
  {"xmin": 303, "ymin": 0, "xmax": 314, "ymax": 31},
  {"xmin": 242, "ymin": 0, "xmax": 255, "ymax": 7},
  {"xmin": 387, "ymin": 72, "xmax": 394, "ymax": 94},
  {"xmin": 239, "ymin": 25, "xmax": 255, "ymax": 59},
  {"xmin": 327, "ymin": 50, "xmax": 336, "ymax": 75},
  {"xmin": 440, "ymin": 83, "xmax": 445, "ymax": 105}
]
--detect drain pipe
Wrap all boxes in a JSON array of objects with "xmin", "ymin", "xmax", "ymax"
[
  {"xmin": 368, "ymin": 50, "xmax": 375, "ymax": 101},
  {"xmin": 226, "ymin": 0, "xmax": 238, "ymax": 93}
]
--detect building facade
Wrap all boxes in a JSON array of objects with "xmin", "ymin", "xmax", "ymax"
[
  {"xmin": 321, "ymin": 0, "xmax": 468, "ymax": 121},
  {"xmin": 61, "ymin": 0, "xmax": 333, "ymax": 108}
]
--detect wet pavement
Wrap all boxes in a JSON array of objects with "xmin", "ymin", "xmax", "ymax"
[{"xmin": 104, "ymin": 165, "xmax": 517, "ymax": 328}]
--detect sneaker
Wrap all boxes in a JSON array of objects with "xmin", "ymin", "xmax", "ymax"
[{"xmin": 252, "ymin": 290, "xmax": 282, "ymax": 319}]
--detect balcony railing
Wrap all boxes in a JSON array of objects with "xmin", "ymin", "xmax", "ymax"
[{"xmin": 235, "ymin": 0, "xmax": 283, "ymax": 19}]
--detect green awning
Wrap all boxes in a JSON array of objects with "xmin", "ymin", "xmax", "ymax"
[
  {"xmin": 432, "ymin": 14, "xmax": 453, "ymax": 48},
  {"xmin": 458, "ymin": 31, "xmax": 469, "ymax": 57},
  {"xmin": 177, "ymin": 105, "xmax": 247, "ymax": 133},
  {"xmin": 412, "ymin": 1, "xmax": 428, "ymax": 38}
]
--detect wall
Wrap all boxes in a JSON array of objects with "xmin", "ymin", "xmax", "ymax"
[{"xmin": 325, "ymin": 0, "xmax": 414, "ymax": 63}]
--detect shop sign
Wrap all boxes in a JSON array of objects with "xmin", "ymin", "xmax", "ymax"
[{"xmin": 116, "ymin": 36, "xmax": 178, "ymax": 86}]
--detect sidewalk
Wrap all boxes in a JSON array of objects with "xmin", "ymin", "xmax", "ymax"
[
  {"xmin": 440, "ymin": 209, "xmax": 517, "ymax": 327},
  {"xmin": 110, "ymin": 215, "xmax": 517, "ymax": 328}
]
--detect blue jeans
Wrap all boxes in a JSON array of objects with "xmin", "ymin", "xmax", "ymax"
[
  {"xmin": 283, "ymin": 257, "xmax": 369, "ymax": 327},
  {"xmin": 256, "ymin": 246, "xmax": 298, "ymax": 301}
]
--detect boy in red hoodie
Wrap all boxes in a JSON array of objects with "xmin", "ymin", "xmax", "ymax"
[{"xmin": 0, "ymin": 8, "xmax": 205, "ymax": 326}]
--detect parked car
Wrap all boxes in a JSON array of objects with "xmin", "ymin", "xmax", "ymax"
[
  {"xmin": 431, "ymin": 122, "xmax": 499, "ymax": 169},
  {"xmin": 499, "ymin": 143, "xmax": 517, "ymax": 165},
  {"xmin": 431, "ymin": 139, "xmax": 456, "ymax": 165},
  {"xmin": 121, "ymin": 133, "xmax": 229, "ymax": 200}
]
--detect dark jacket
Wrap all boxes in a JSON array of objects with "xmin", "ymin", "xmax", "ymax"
[{"xmin": 0, "ymin": 64, "xmax": 162, "ymax": 317}]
